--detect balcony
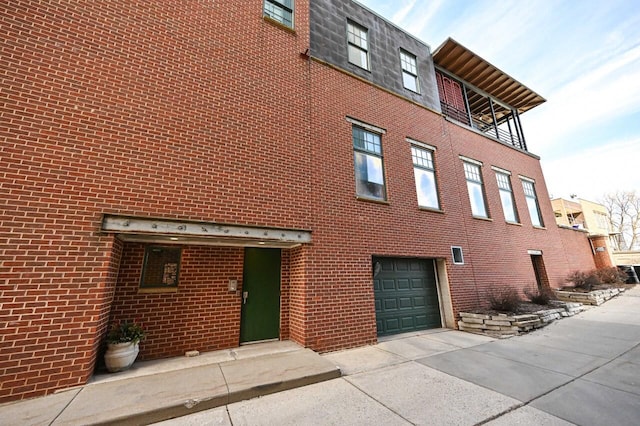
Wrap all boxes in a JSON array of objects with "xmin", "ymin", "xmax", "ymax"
[{"xmin": 433, "ymin": 39, "xmax": 546, "ymax": 152}]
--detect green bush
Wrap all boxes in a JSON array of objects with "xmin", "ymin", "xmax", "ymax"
[{"xmin": 486, "ymin": 285, "xmax": 522, "ymax": 312}]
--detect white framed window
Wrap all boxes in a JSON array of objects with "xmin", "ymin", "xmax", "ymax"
[
  {"xmin": 522, "ymin": 179, "xmax": 544, "ymax": 227},
  {"xmin": 451, "ymin": 246, "xmax": 464, "ymax": 265},
  {"xmin": 463, "ymin": 161, "xmax": 488, "ymax": 218},
  {"xmin": 264, "ymin": 0, "xmax": 294, "ymax": 28},
  {"xmin": 411, "ymin": 145, "xmax": 439, "ymax": 209},
  {"xmin": 495, "ymin": 171, "xmax": 518, "ymax": 223},
  {"xmin": 347, "ymin": 21, "xmax": 369, "ymax": 70},
  {"xmin": 353, "ymin": 126, "xmax": 385, "ymax": 200},
  {"xmin": 400, "ymin": 49, "xmax": 419, "ymax": 93}
]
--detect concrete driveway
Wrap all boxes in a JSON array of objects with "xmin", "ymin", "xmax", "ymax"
[{"xmin": 155, "ymin": 287, "xmax": 640, "ymax": 425}]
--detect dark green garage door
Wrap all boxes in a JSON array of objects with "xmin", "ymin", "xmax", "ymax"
[{"xmin": 373, "ymin": 257, "xmax": 441, "ymax": 336}]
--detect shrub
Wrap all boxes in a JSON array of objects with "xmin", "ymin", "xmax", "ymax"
[
  {"xmin": 524, "ymin": 286, "xmax": 555, "ymax": 305},
  {"xmin": 565, "ymin": 270, "xmax": 600, "ymax": 291},
  {"xmin": 486, "ymin": 285, "xmax": 522, "ymax": 312},
  {"xmin": 594, "ymin": 267, "xmax": 627, "ymax": 285}
]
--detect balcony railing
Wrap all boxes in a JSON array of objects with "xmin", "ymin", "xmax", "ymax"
[
  {"xmin": 441, "ymin": 101, "xmax": 527, "ymax": 151},
  {"xmin": 437, "ymin": 71, "xmax": 528, "ymax": 152}
]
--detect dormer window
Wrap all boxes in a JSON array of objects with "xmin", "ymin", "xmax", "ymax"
[
  {"xmin": 400, "ymin": 49, "xmax": 419, "ymax": 93},
  {"xmin": 347, "ymin": 21, "xmax": 370, "ymax": 70}
]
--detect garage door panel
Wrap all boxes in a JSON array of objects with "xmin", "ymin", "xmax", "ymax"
[
  {"xmin": 373, "ymin": 257, "xmax": 441, "ymax": 337},
  {"xmin": 395, "ymin": 259, "xmax": 409, "ymax": 271},
  {"xmin": 385, "ymin": 318, "xmax": 400, "ymax": 333},
  {"xmin": 413, "ymin": 296, "xmax": 426, "ymax": 307},
  {"xmin": 414, "ymin": 315, "xmax": 428, "ymax": 327},
  {"xmin": 398, "ymin": 297, "xmax": 413, "ymax": 309},
  {"xmin": 409, "ymin": 260, "xmax": 423, "ymax": 271},
  {"xmin": 412, "ymin": 278, "xmax": 427, "ymax": 289},
  {"xmin": 401, "ymin": 316, "xmax": 415, "ymax": 328},
  {"xmin": 382, "ymin": 279, "xmax": 396, "ymax": 291},
  {"xmin": 397, "ymin": 279, "xmax": 410, "ymax": 290},
  {"xmin": 381, "ymin": 259, "xmax": 395, "ymax": 271},
  {"xmin": 384, "ymin": 298, "xmax": 398, "ymax": 311}
]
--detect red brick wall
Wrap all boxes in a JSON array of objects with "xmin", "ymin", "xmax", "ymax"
[
  {"xmin": 1, "ymin": 0, "xmax": 311, "ymax": 401},
  {"xmin": 0, "ymin": 234, "xmax": 121, "ymax": 401},
  {"xmin": 304, "ymin": 61, "xmax": 596, "ymax": 351},
  {"xmin": 110, "ymin": 244, "xmax": 244, "ymax": 360},
  {"xmin": 557, "ymin": 229, "xmax": 599, "ymax": 276},
  {"xmin": 287, "ymin": 246, "xmax": 309, "ymax": 346},
  {"xmin": 589, "ymin": 235, "xmax": 614, "ymax": 269}
]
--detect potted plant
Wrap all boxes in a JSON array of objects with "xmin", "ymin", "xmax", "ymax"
[{"xmin": 104, "ymin": 320, "xmax": 146, "ymax": 373}]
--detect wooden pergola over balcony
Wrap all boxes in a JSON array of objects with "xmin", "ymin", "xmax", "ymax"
[{"xmin": 433, "ymin": 38, "xmax": 546, "ymax": 152}]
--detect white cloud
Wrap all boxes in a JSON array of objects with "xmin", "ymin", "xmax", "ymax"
[
  {"xmin": 399, "ymin": 0, "xmax": 444, "ymax": 38},
  {"xmin": 541, "ymin": 136, "xmax": 640, "ymax": 202},
  {"xmin": 525, "ymin": 43, "xmax": 640, "ymax": 153},
  {"xmin": 391, "ymin": 0, "xmax": 417, "ymax": 24}
]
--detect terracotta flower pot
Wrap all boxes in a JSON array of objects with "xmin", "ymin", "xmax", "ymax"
[{"xmin": 104, "ymin": 342, "xmax": 140, "ymax": 373}]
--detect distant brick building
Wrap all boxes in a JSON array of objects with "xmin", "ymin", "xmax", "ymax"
[{"xmin": 1, "ymin": 0, "xmax": 596, "ymax": 401}]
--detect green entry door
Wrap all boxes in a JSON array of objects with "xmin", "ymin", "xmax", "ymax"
[
  {"xmin": 373, "ymin": 257, "xmax": 441, "ymax": 336},
  {"xmin": 240, "ymin": 248, "xmax": 281, "ymax": 343}
]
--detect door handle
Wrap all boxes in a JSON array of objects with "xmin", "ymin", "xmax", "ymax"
[{"xmin": 243, "ymin": 291, "xmax": 248, "ymax": 305}]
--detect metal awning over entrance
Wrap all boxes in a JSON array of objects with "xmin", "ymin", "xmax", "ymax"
[{"xmin": 101, "ymin": 214, "xmax": 312, "ymax": 248}]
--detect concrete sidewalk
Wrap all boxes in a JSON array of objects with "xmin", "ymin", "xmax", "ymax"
[
  {"xmin": 0, "ymin": 341, "xmax": 340, "ymax": 425},
  {"xmin": 158, "ymin": 286, "xmax": 640, "ymax": 426}
]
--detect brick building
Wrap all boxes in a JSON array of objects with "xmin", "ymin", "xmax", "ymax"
[{"xmin": 1, "ymin": 0, "xmax": 596, "ymax": 401}]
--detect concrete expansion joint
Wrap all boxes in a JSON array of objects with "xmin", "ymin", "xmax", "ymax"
[
  {"xmin": 473, "ymin": 402, "xmax": 526, "ymax": 425},
  {"xmin": 342, "ymin": 378, "xmax": 415, "ymax": 425}
]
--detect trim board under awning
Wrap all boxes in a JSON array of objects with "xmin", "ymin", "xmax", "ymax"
[{"xmin": 101, "ymin": 214, "xmax": 312, "ymax": 249}]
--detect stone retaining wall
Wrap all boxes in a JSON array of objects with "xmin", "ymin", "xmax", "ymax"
[
  {"xmin": 554, "ymin": 288, "xmax": 624, "ymax": 305},
  {"xmin": 458, "ymin": 302, "xmax": 584, "ymax": 338}
]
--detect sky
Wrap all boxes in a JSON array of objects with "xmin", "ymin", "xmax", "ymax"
[{"xmin": 359, "ymin": 0, "xmax": 640, "ymax": 203}]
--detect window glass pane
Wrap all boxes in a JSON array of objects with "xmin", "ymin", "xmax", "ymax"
[
  {"xmin": 353, "ymin": 127, "xmax": 380, "ymax": 154},
  {"xmin": 347, "ymin": 22, "xmax": 369, "ymax": 69},
  {"xmin": 348, "ymin": 23, "xmax": 367, "ymax": 49},
  {"xmin": 464, "ymin": 162, "xmax": 487, "ymax": 217},
  {"xmin": 264, "ymin": 0, "xmax": 293, "ymax": 27},
  {"xmin": 496, "ymin": 172, "xmax": 511, "ymax": 190},
  {"xmin": 522, "ymin": 180, "xmax": 535, "ymax": 197},
  {"xmin": 348, "ymin": 45, "xmax": 368, "ymax": 69},
  {"xmin": 414, "ymin": 168, "xmax": 439, "ymax": 209},
  {"xmin": 400, "ymin": 50, "xmax": 418, "ymax": 92},
  {"xmin": 527, "ymin": 197, "xmax": 542, "ymax": 227},
  {"xmin": 141, "ymin": 246, "xmax": 181, "ymax": 288},
  {"xmin": 463, "ymin": 162, "xmax": 482, "ymax": 182},
  {"xmin": 411, "ymin": 146, "xmax": 433, "ymax": 169},
  {"xmin": 496, "ymin": 172, "xmax": 518, "ymax": 222},
  {"xmin": 522, "ymin": 180, "xmax": 543, "ymax": 226},
  {"xmin": 500, "ymin": 189, "xmax": 518, "ymax": 222},
  {"xmin": 467, "ymin": 181, "xmax": 487, "ymax": 217},
  {"xmin": 354, "ymin": 151, "xmax": 385, "ymax": 200},
  {"xmin": 403, "ymin": 71, "xmax": 418, "ymax": 92}
]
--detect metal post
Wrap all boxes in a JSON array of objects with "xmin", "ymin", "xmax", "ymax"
[
  {"xmin": 514, "ymin": 109, "xmax": 527, "ymax": 151},
  {"xmin": 462, "ymin": 84, "xmax": 473, "ymax": 127},
  {"xmin": 506, "ymin": 112, "xmax": 515, "ymax": 146},
  {"xmin": 488, "ymin": 98, "xmax": 499, "ymax": 140}
]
